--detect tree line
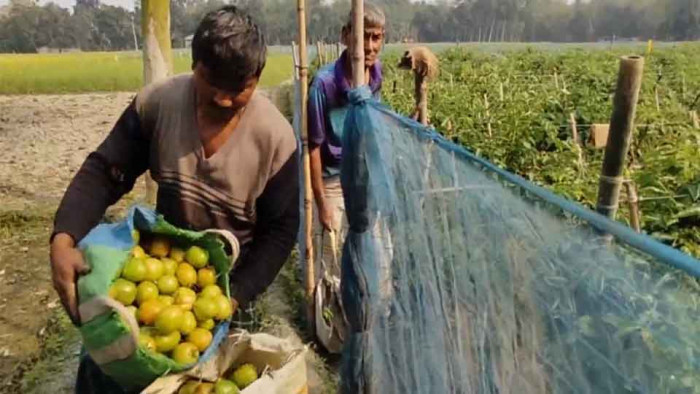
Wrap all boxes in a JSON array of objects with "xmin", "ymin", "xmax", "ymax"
[{"xmin": 1, "ymin": 0, "xmax": 698, "ymax": 53}]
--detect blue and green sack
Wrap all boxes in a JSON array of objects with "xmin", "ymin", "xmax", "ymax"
[{"xmin": 75, "ymin": 205, "xmax": 239, "ymax": 391}]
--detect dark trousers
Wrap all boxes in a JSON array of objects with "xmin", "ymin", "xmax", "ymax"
[{"xmin": 75, "ymin": 351, "xmax": 130, "ymax": 394}]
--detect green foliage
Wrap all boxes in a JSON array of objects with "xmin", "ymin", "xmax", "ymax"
[
  {"xmin": 382, "ymin": 44, "xmax": 700, "ymax": 257},
  {"xmin": 0, "ymin": 51, "xmax": 292, "ymax": 94},
  {"xmin": 2, "ymin": 0, "xmax": 700, "ymax": 54}
]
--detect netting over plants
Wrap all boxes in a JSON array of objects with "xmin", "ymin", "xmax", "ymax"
[{"xmin": 334, "ymin": 86, "xmax": 700, "ymax": 394}]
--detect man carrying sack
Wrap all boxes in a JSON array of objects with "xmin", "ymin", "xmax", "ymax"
[{"xmin": 49, "ymin": 6, "xmax": 299, "ymax": 392}]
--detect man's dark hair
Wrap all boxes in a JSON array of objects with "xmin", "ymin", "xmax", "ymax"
[{"xmin": 192, "ymin": 6, "xmax": 267, "ymax": 92}]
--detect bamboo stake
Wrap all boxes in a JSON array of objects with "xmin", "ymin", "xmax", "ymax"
[
  {"xmin": 415, "ymin": 73, "xmax": 429, "ymax": 125},
  {"xmin": 553, "ymin": 71, "xmax": 559, "ymax": 90},
  {"xmin": 484, "ymin": 94, "xmax": 492, "ymax": 138},
  {"xmin": 681, "ymin": 74, "xmax": 686, "ymax": 99},
  {"xmin": 596, "ymin": 56, "xmax": 644, "ymax": 220},
  {"xmin": 291, "ymin": 41, "xmax": 299, "ymax": 80},
  {"xmin": 624, "ymin": 181, "xmax": 641, "ymax": 232},
  {"xmin": 296, "ymin": 0, "xmax": 315, "ymax": 334},
  {"xmin": 316, "ymin": 41, "xmax": 324, "ymax": 65},
  {"xmin": 499, "ymin": 82, "xmax": 504, "ymax": 102},
  {"xmin": 569, "ymin": 112, "xmax": 584, "ymax": 172},
  {"xmin": 654, "ymin": 86, "xmax": 660, "ymax": 111},
  {"xmin": 141, "ymin": 0, "xmax": 172, "ymax": 205},
  {"xmin": 561, "ymin": 75, "xmax": 568, "ymax": 92},
  {"xmin": 691, "ymin": 110, "xmax": 699, "ymax": 129},
  {"xmin": 351, "ymin": 0, "xmax": 364, "ymax": 87}
]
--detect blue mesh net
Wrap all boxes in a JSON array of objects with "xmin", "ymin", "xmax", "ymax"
[{"xmin": 331, "ymin": 85, "xmax": 700, "ymax": 394}]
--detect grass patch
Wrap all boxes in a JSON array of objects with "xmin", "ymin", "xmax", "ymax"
[
  {"xmin": 275, "ymin": 251, "xmax": 340, "ymax": 393},
  {"xmin": 3, "ymin": 311, "xmax": 80, "ymax": 394},
  {"xmin": 0, "ymin": 51, "xmax": 292, "ymax": 94},
  {"xmin": 19, "ymin": 313, "xmax": 80, "ymax": 394},
  {"xmin": 0, "ymin": 208, "xmax": 53, "ymax": 250}
]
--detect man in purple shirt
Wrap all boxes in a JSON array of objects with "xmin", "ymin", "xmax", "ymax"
[{"xmin": 306, "ymin": 3, "xmax": 386, "ymax": 354}]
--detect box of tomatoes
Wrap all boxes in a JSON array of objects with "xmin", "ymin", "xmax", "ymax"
[{"xmin": 76, "ymin": 205, "xmax": 240, "ymax": 392}]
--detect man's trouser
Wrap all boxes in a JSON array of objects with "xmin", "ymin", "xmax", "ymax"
[{"xmin": 312, "ymin": 176, "xmax": 394, "ymax": 354}]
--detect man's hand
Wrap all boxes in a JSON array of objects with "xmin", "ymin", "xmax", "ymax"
[
  {"xmin": 50, "ymin": 233, "xmax": 90, "ymax": 326},
  {"xmin": 318, "ymin": 200, "xmax": 334, "ymax": 231},
  {"xmin": 231, "ymin": 297, "xmax": 239, "ymax": 317}
]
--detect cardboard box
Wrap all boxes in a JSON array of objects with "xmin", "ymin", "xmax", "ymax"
[
  {"xmin": 142, "ymin": 331, "xmax": 308, "ymax": 394},
  {"xmin": 590, "ymin": 123, "xmax": 610, "ymax": 149}
]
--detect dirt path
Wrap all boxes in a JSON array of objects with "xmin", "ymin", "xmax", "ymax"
[
  {"xmin": 0, "ymin": 93, "xmax": 137, "ymax": 210},
  {"xmin": 0, "ymin": 93, "xmax": 140, "ymax": 392},
  {"xmin": 0, "ymin": 91, "xmax": 336, "ymax": 393}
]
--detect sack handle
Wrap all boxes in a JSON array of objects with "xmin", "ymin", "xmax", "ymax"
[
  {"xmin": 202, "ymin": 229, "xmax": 240, "ymax": 272},
  {"xmin": 319, "ymin": 228, "xmax": 339, "ymax": 274},
  {"xmin": 79, "ymin": 296, "xmax": 140, "ymax": 365}
]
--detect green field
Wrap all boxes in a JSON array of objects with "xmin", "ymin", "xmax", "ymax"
[
  {"xmin": 0, "ymin": 50, "xmax": 292, "ymax": 94},
  {"xmin": 383, "ymin": 42, "xmax": 700, "ymax": 257}
]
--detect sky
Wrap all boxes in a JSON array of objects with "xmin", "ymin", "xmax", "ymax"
[
  {"xmin": 0, "ymin": 0, "xmax": 135, "ymax": 10},
  {"xmin": 0, "ymin": 0, "xmax": 576, "ymax": 13}
]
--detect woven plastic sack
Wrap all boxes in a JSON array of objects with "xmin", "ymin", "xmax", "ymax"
[
  {"xmin": 76, "ymin": 205, "xmax": 240, "ymax": 391},
  {"xmin": 339, "ymin": 86, "xmax": 700, "ymax": 393}
]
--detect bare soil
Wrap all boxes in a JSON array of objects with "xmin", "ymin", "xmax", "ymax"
[{"xmin": 0, "ymin": 92, "xmax": 142, "ymax": 392}]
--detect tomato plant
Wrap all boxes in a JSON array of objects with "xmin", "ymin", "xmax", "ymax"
[{"xmin": 382, "ymin": 44, "xmax": 700, "ymax": 258}]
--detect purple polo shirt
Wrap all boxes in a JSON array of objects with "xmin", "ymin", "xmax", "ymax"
[{"xmin": 308, "ymin": 50, "xmax": 382, "ymax": 178}]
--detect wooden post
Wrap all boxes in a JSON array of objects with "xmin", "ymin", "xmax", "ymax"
[
  {"xmin": 296, "ymin": 0, "xmax": 315, "ymax": 334},
  {"xmin": 569, "ymin": 112, "xmax": 584, "ymax": 172},
  {"xmin": 624, "ymin": 181, "xmax": 641, "ymax": 232},
  {"xmin": 499, "ymin": 82, "xmax": 504, "ymax": 102},
  {"xmin": 484, "ymin": 94, "xmax": 492, "ymax": 138},
  {"xmin": 654, "ymin": 86, "xmax": 660, "ymax": 111},
  {"xmin": 691, "ymin": 110, "xmax": 699, "ymax": 129},
  {"xmin": 553, "ymin": 71, "xmax": 559, "ymax": 90},
  {"xmin": 682, "ymin": 74, "xmax": 686, "ymax": 99},
  {"xmin": 291, "ymin": 41, "xmax": 299, "ymax": 80},
  {"xmin": 130, "ymin": 14, "xmax": 139, "ymax": 51},
  {"xmin": 351, "ymin": 0, "xmax": 364, "ymax": 87},
  {"xmin": 141, "ymin": 0, "xmax": 172, "ymax": 205},
  {"xmin": 596, "ymin": 56, "xmax": 644, "ymax": 220},
  {"xmin": 316, "ymin": 41, "xmax": 324, "ymax": 65},
  {"xmin": 561, "ymin": 74, "xmax": 568, "ymax": 92}
]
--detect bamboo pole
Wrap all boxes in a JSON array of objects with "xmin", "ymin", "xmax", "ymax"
[
  {"xmin": 291, "ymin": 41, "xmax": 299, "ymax": 80},
  {"xmin": 569, "ymin": 112, "xmax": 585, "ymax": 172},
  {"xmin": 681, "ymin": 74, "xmax": 686, "ymax": 99},
  {"xmin": 624, "ymin": 181, "xmax": 641, "ymax": 232},
  {"xmin": 351, "ymin": 0, "xmax": 364, "ymax": 87},
  {"xmin": 561, "ymin": 75, "xmax": 568, "ymax": 92},
  {"xmin": 596, "ymin": 56, "xmax": 644, "ymax": 220},
  {"xmin": 316, "ymin": 41, "xmax": 324, "ymax": 65},
  {"xmin": 691, "ymin": 110, "xmax": 699, "ymax": 129},
  {"xmin": 416, "ymin": 74, "xmax": 429, "ymax": 125},
  {"xmin": 141, "ymin": 0, "xmax": 172, "ymax": 205},
  {"xmin": 484, "ymin": 94, "xmax": 492, "ymax": 138},
  {"xmin": 654, "ymin": 86, "xmax": 660, "ymax": 111},
  {"xmin": 296, "ymin": 0, "xmax": 315, "ymax": 333}
]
